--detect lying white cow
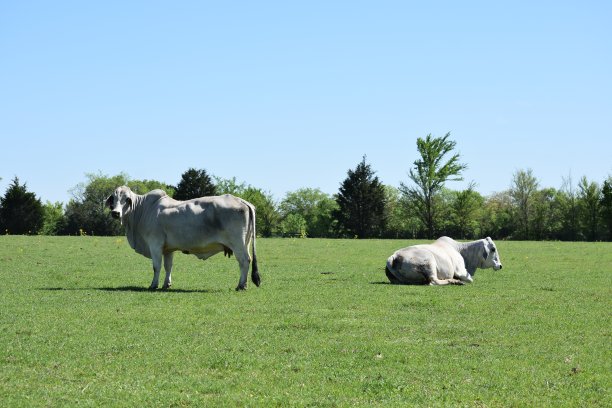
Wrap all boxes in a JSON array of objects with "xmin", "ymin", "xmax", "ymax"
[
  {"xmin": 106, "ymin": 186, "xmax": 260, "ymax": 291},
  {"xmin": 385, "ymin": 236, "xmax": 502, "ymax": 285}
]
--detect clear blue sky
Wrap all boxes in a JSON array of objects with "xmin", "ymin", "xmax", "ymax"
[{"xmin": 1, "ymin": 1, "xmax": 611, "ymax": 204}]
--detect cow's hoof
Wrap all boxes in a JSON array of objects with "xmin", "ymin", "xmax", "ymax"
[
  {"xmin": 235, "ymin": 285, "xmax": 247, "ymax": 291},
  {"xmin": 162, "ymin": 283, "xmax": 171, "ymax": 290},
  {"xmin": 148, "ymin": 285, "xmax": 158, "ymax": 291}
]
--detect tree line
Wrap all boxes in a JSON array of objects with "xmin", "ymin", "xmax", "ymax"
[{"xmin": 1, "ymin": 134, "xmax": 611, "ymax": 241}]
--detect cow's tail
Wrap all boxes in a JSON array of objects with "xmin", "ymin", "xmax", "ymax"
[{"xmin": 247, "ymin": 202, "xmax": 261, "ymax": 287}]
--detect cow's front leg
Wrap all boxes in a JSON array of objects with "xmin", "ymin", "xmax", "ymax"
[
  {"xmin": 454, "ymin": 265, "xmax": 473, "ymax": 284},
  {"xmin": 149, "ymin": 250, "xmax": 163, "ymax": 290},
  {"xmin": 162, "ymin": 252, "xmax": 174, "ymax": 289},
  {"xmin": 459, "ymin": 274, "xmax": 473, "ymax": 284}
]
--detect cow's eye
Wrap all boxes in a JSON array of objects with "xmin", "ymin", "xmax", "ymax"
[{"xmin": 491, "ymin": 247, "xmax": 496, "ymax": 253}]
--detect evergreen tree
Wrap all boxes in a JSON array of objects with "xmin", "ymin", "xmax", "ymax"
[
  {"xmin": 173, "ymin": 168, "xmax": 216, "ymax": 200},
  {"xmin": 334, "ymin": 156, "xmax": 386, "ymax": 238},
  {"xmin": 0, "ymin": 177, "xmax": 44, "ymax": 234}
]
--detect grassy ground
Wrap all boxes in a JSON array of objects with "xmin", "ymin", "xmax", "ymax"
[{"xmin": 0, "ymin": 236, "xmax": 610, "ymax": 407}]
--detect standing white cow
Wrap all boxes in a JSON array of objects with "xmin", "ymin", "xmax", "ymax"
[
  {"xmin": 385, "ymin": 236, "xmax": 502, "ymax": 285},
  {"xmin": 106, "ymin": 186, "xmax": 260, "ymax": 291}
]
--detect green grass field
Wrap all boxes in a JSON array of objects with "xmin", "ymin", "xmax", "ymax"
[{"xmin": 0, "ymin": 236, "xmax": 610, "ymax": 407}]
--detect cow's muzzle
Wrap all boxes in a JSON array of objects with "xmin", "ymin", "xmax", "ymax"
[{"xmin": 111, "ymin": 211, "xmax": 121, "ymax": 219}]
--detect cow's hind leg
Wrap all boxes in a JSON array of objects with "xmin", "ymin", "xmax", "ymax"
[
  {"xmin": 385, "ymin": 266, "xmax": 402, "ymax": 284},
  {"xmin": 162, "ymin": 252, "xmax": 174, "ymax": 289},
  {"xmin": 415, "ymin": 261, "xmax": 463, "ymax": 285},
  {"xmin": 234, "ymin": 246, "xmax": 251, "ymax": 291}
]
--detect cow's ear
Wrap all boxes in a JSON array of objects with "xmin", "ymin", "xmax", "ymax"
[{"xmin": 105, "ymin": 195, "xmax": 113, "ymax": 208}]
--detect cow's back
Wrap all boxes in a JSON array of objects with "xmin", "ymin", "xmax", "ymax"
[{"xmin": 158, "ymin": 194, "xmax": 250, "ymax": 250}]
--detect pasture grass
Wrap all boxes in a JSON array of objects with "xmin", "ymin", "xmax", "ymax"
[{"xmin": 0, "ymin": 236, "xmax": 610, "ymax": 407}]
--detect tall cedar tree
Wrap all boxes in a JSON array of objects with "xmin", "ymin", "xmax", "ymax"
[
  {"xmin": 334, "ymin": 156, "xmax": 386, "ymax": 238},
  {"xmin": 173, "ymin": 168, "xmax": 217, "ymax": 200},
  {"xmin": 601, "ymin": 178, "xmax": 612, "ymax": 240},
  {"xmin": 400, "ymin": 133, "xmax": 467, "ymax": 238},
  {"xmin": 0, "ymin": 177, "xmax": 44, "ymax": 234}
]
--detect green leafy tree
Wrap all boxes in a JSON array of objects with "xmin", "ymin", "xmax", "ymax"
[
  {"xmin": 449, "ymin": 183, "xmax": 484, "ymax": 239},
  {"xmin": 400, "ymin": 133, "xmax": 467, "ymax": 238},
  {"xmin": 215, "ymin": 177, "xmax": 280, "ymax": 237},
  {"xmin": 173, "ymin": 168, "xmax": 216, "ymax": 200},
  {"xmin": 334, "ymin": 156, "xmax": 386, "ymax": 238},
  {"xmin": 600, "ymin": 177, "xmax": 612, "ymax": 241},
  {"xmin": 129, "ymin": 179, "xmax": 175, "ymax": 196},
  {"xmin": 280, "ymin": 188, "xmax": 337, "ymax": 237},
  {"xmin": 312, "ymin": 195, "xmax": 339, "ymax": 238},
  {"xmin": 578, "ymin": 176, "xmax": 601, "ymax": 241},
  {"xmin": 531, "ymin": 188, "xmax": 562, "ymax": 240},
  {"xmin": 509, "ymin": 169, "xmax": 539, "ymax": 239},
  {"xmin": 383, "ymin": 185, "xmax": 420, "ymax": 238},
  {"xmin": 241, "ymin": 187, "xmax": 279, "ymax": 237},
  {"xmin": 214, "ymin": 176, "xmax": 248, "ymax": 195},
  {"xmin": 279, "ymin": 213, "xmax": 307, "ymax": 238},
  {"xmin": 558, "ymin": 175, "xmax": 581, "ymax": 241},
  {"xmin": 430, "ymin": 187, "xmax": 454, "ymax": 237},
  {"xmin": 479, "ymin": 191, "xmax": 514, "ymax": 239},
  {"xmin": 0, "ymin": 177, "xmax": 44, "ymax": 234},
  {"xmin": 41, "ymin": 201, "xmax": 67, "ymax": 235},
  {"xmin": 65, "ymin": 173, "xmax": 173, "ymax": 236},
  {"xmin": 65, "ymin": 173, "xmax": 129, "ymax": 235}
]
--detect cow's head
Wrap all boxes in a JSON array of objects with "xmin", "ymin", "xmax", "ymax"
[
  {"xmin": 105, "ymin": 186, "xmax": 133, "ymax": 224},
  {"xmin": 481, "ymin": 237, "xmax": 502, "ymax": 270}
]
